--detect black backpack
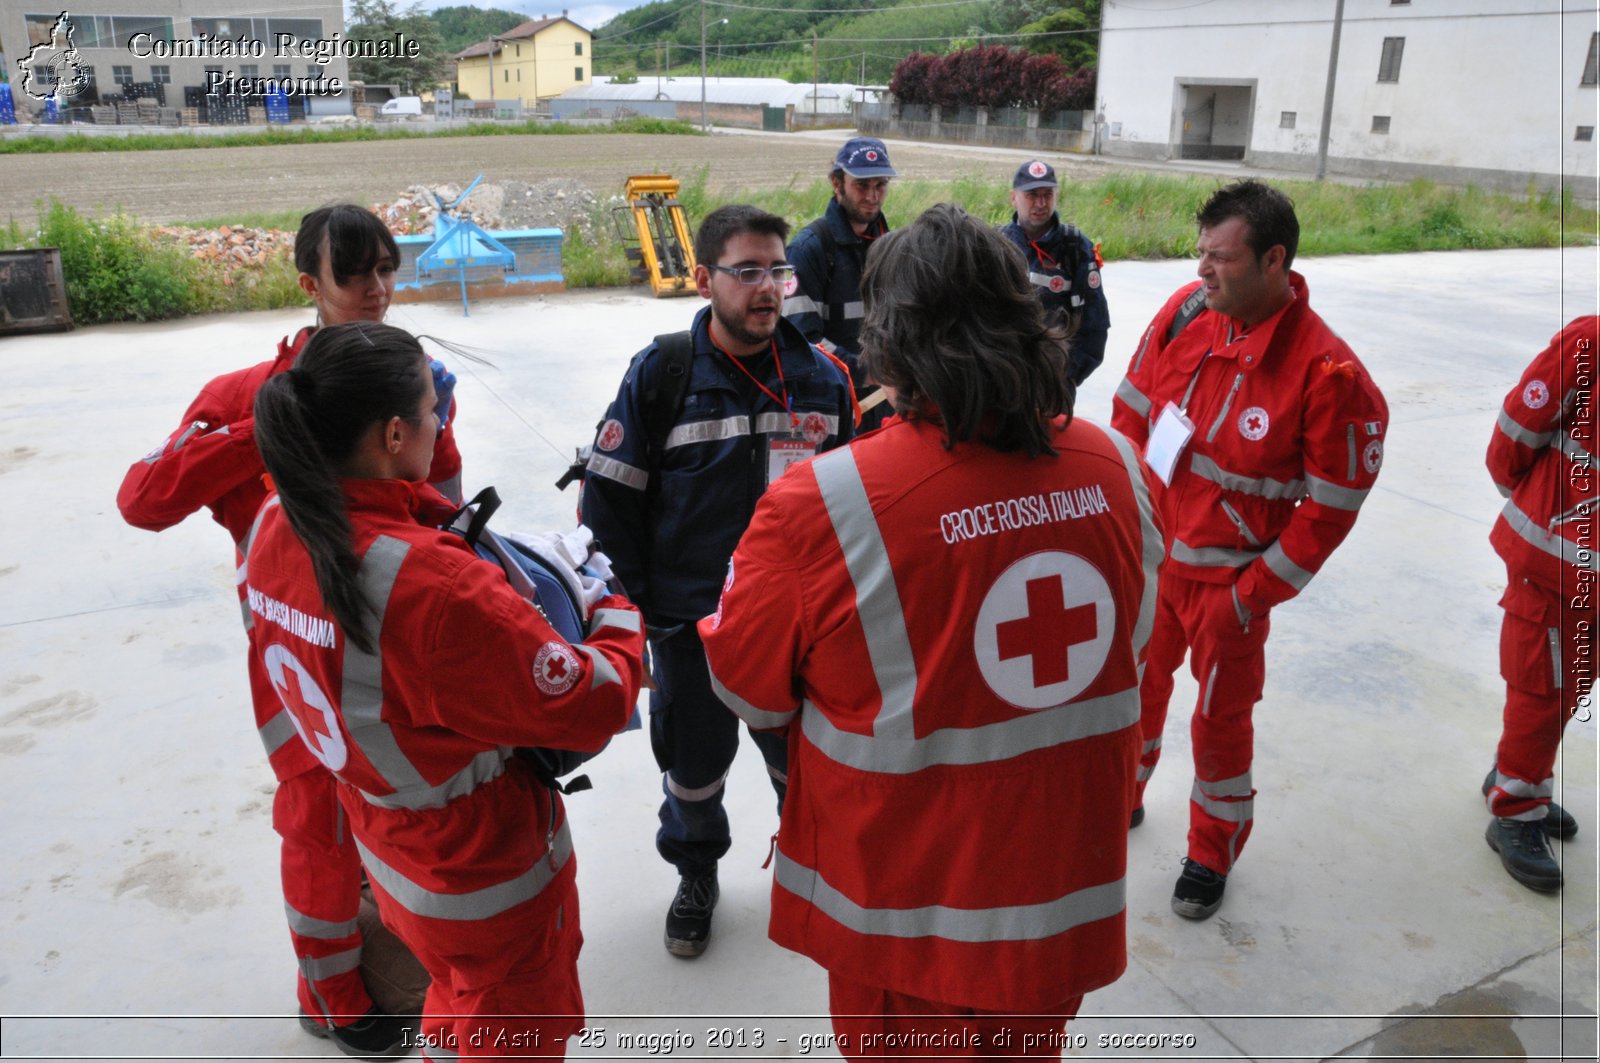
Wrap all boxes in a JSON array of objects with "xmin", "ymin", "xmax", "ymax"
[{"xmin": 556, "ymin": 331, "xmax": 695, "ymax": 491}]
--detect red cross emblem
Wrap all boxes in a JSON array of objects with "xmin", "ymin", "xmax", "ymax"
[
  {"xmin": 801, "ymin": 411, "xmax": 829, "ymax": 445},
  {"xmin": 1523, "ymin": 380, "xmax": 1549, "ymax": 410},
  {"xmin": 974, "ymin": 552, "xmax": 1115, "ymax": 709},
  {"xmin": 1048, "ymin": 275, "xmax": 1067, "ymax": 293},
  {"xmin": 866, "ymin": 150, "xmax": 879, "ymax": 161},
  {"xmin": 596, "ymin": 419, "xmax": 625, "ymax": 452},
  {"xmin": 1238, "ymin": 406, "xmax": 1269, "ymax": 441},
  {"xmin": 263, "ymin": 642, "xmax": 347, "ymax": 771},
  {"xmin": 1028, "ymin": 161, "xmax": 1048, "ymax": 178},
  {"xmin": 534, "ymin": 641, "xmax": 582, "ymax": 696}
]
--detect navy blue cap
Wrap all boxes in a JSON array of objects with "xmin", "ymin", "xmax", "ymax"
[
  {"xmin": 1012, "ymin": 159, "xmax": 1058, "ymax": 191},
  {"xmin": 834, "ymin": 137, "xmax": 897, "ymax": 179}
]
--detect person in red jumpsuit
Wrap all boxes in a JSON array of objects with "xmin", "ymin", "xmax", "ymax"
[
  {"xmin": 1482, "ymin": 315, "xmax": 1597, "ymax": 892},
  {"xmin": 701, "ymin": 204, "xmax": 1162, "ymax": 1060},
  {"xmin": 117, "ymin": 205, "xmax": 461, "ymax": 1056},
  {"xmin": 246, "ymin": 321, "xmax": 645, "ymax": 1060},
  {"xmin": 1110, "ymin": 180, "xmax": 1388, "ymax": 921}
]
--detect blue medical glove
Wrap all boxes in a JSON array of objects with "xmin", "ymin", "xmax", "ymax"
[{"xmin": 430, "ymin": 358, "xmax": 457, "ymax": 431}]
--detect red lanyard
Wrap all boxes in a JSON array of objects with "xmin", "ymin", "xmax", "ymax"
[
  {"xmin": 1029, "ymin": 240, "xmax": 1059, "ymax": 271},
  {"xmin": 715, "ymin": 336, "xmax": 797, "ymax": 429}
]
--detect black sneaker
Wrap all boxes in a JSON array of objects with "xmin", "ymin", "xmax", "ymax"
[
  {"xmin": 1129, "ymin": 806, "xmax": 1145, "ymax": 829},
  {"xmin": 1481, "ymin": 770, "xmax": 1577, "ymax": 839},
  {"xmin": 664, "ymin": 871, "xmax": 719, "ymax": 958},
  {"xmin": 1485, "ymin": 817, "xmax": 1564, "ymax": 892},
  {"xmin": 299, "ymin": 1007, "xmax": 413, "ymax": 1060},
  {"xmin": 1171, "ymin": 857, "xmax": 1226, "ymax": 920}
]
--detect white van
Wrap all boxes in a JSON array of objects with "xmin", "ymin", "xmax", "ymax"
[{"xmin": 380, "ymin": 96, "xmax": 423, "ymax": 118}]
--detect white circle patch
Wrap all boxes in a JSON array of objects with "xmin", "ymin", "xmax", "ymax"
[
  {"xmin": 973, "ymin": 551, "xmax": 1116, "ymax": 710},
  {"xmin": 1047, "ymin": 275, "xmax": 1067, "ymax": 293},
  {"xmin": 1087, "ymin": 269, "xmax": 1101, "ymax": 289},
  {"xmin": 596, "ymin": 419, "xmax": 625, "ymax": 453},
  {"xmin": 264, "ymin": 642, "xmax": 348, "ymax": 771},
  {"xmin": 801, "ymin": 411, "xmax": 829, "ymax": 445},
  {"xmin": 1028, "ymin": 160, "xmax": 1048, "ymax": 179},
  {"xmin": 783, "ymin": 272, "xmax": 799, "ymax": 298},
  {"xmin": 1363, "ymin": 439, "xmax": 1384, "ymax": 474},
  {"xmin": 533, "ymin": 642, "xmax": 582, "ymax": 696},
  {"xmin": 1523, "ymin": 380, "xmax": 1550, "ymax": 410},
  {"xmin": 1238, "ymin": 406, "xmax": 1270, "ymax": 441}
]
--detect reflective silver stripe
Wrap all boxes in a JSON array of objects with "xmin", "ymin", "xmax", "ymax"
[
  {"xmin": 800, "ymin": 688, "xmax": 1140, "ymax": 774},
  {"xmin": 170, "ymin": 421, "xmax": 209, "ymax": 453},
  {"xmin": 666, "ymin": 415, "xmax": 750, "ymax": 450},
  {"xmin": 812, "ymin": 448, "xmax": 919, "ymax": 739},
  {"xmin": 1346, "ymin": 423, "xmax": 1358, "ymax": 481},
  {"xmin": 1114, "ymin": 377, "xmax": 1152, "ymax": 418},
  {"xmin": 354, "ymin": 820, "xmax": 573, "ymax": 921},
  {"xmin": 586, "ymin": 453, "xmax": 648, "ymax": 490},
  {"xmin": 299, "ymin": 947, "xmax": 362, "ymax": 981},
  {"xmin": 1262, "ymin": 541, "xmax": 1315, "ymax": 591},
  {"xmin": 756, "ymin": 410, "xmax": 841, "ymax": 437},
  {"xmin": 1501, "ymin": 499, "xmax": 1600, "ymax": 572},
  {"xmin": 774, "ymin": 848, "xmax": 1123, "ymax": 943},
  {"xmin": 574, "ymin": 642, "xmax": 621, "ymax": 691},
  {"xmin": 1495, "ymin": 482, "xmax": 1514, "ymax": 499},
  {"xmin": 259, "ymin": 708, "xmax": 297, "ymax": 756},
  {"xmin": 768, "ymin": 763, "xmax": 788, "ymax": 783},
  {"xmin": 591, "ymin": 607, "xmax": 642, "ymax": 635},
  {"xmin": 1190, "ymin": 779, "xmax": 1254, "ymax": 822},
  {"xmin": 341, "ymin": 536, "xmax": 512, "ymax": 812},
  {"xmin": 782, "ymin": 294, "xmax": 823, "ymax": 317},
  {"xmin": 240, "ymin": 596, "xmax": 254, "ymax": 632},
  {"xmin": 1491, "ymin": 771, "xmax": 1554, "ymax": 799},
  {"xmin": 1205, "ymin": 373, "xmax": 1244, "ymax": 443},
  {"xmin": 1199, "ymin": 772, "xmax": 1253, "ymax": 798},
  {"xmin": 431, "ymin": 473, "xmax": 463, "ymax": 505},
  {"xmin": 1170, "ymin": 538, "xmax": 1261, "ymax": 569},
  {"xmin": 1558, "ymin": 431, "xmax": 1595, "ymax": 465},
  {"xmin": 424, "ymin": 1046, "xmax": 460, "ymax": 1063},
  {"xmin": 1199, "ymin": 663, "xmax": 1219, "ymax": 719},
  {"xmin": 1305, "ymin": 473, "xmax": 1369, "ymax": 511},
  {"xmin": 841, "ymin": 300, "xmax": 865, "ymax": 321},
  {"xmin": 708, "ymin": 665, "xmax": 797, "ymax": 729},
  {"xmin": 666, "ymin": 770, "xmax": 728, "ymax": 802},
  {"xmin": 1135, "ymin": 764, "xmax": 1154, "ymax": 781},
  {"xmin": 1028, "ymin": 271, "xmax": 1065, "ymax": 291},
  {"xmin": 1189, "ymin": 455, "xmax": 1306, "ymax": 500},
  {"xmin": 1141, "ymin": 737, "xmax": 1162, "ymax": 754},
  {"xmin": 284, "ymin": 903, "xmax": 358, "ymax": 941},
  {"xmin": 1549, "ymin": 626, "xmax": 1563, "ymax": 690},
  {"xmin": 1496, "ymin": 408, "xmax": 1554, "ymax": 449},
  {"xmin": 1100, "ymin": 421, "xmax": 1163, "ymax": 661}
]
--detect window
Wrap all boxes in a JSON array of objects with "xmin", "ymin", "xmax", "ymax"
[
  {"xmin": 111, "ymin": 15, "xmax": 173, "ymax": 49},
  {"xmin": 575, "ymin": 66, "xmax": 584, "ymax": 82},
  {"xmin": 1578, "ymin": 126, "xmax": 1595, "ymax": 142},
  {"xmin": 575, "ymin": 42, "xmax": 583, "ymax": 57},
  {"xmin": 1390, "ymin": 1, "xmax": 1410, "ymax": 5},
  {"xmin": 308, "ymin": 64, "xmax": 324, "ymax": 79},
  {"xmin": 268, "ymin": 19, "xmax": 322, "ymax": 47},
  {"xmin": 273, "ymin": 64, "xmax": 290, "ymax": 79},
  {"xmin": 112, "ymin": 64, "xmax": 133, "ymax": 87},
  {"xmin": 1583, "ymin": 33, "xmax": 1599, "ymax": 86},
  {"xmin": 515, "ymin": 44, "xmax": 521, "ymax": 57},
  {"xmin": 1280, "ymin": 111, "xmax": 1296, "ymax": 129},
  {"xmin": 1378, "ymin": 37, "xmax": 1404, "ymax": 82},
  {"xmin": 504, "ymin": 69, "xmax": 509, "ymax": 82},
  {"xmin": 1371, "ymin": 115, "xmax": 1391, "ymax": 134},
  {"xmin": 516, "ymin": 68, "xmax": 521, "ymax": 81},
  {"xmin": 150, "ymin": 64, "xmax": 170, "ymax": 84},
  {"xmin": 240, "ymin": 64, "xmax": 258, "ymax": 77}
]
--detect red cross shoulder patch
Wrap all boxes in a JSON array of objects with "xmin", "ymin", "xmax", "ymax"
[
  {"xmin": 973, "ymin": 552, "xmax": 1116, "ymax": 710},
  {"xmin": 533, "ymin": 642, "xmax": 582, "ymax": 696},
  {"xmin": 596, "ymin": 419, "xmax": 625, "ymax": 453}
]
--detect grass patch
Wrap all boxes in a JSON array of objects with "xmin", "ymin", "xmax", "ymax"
[{"xmin": 0, "ymin": 116, "xmax": 700, "ymax": 154}]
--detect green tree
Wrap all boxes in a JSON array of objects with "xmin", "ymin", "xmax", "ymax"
[
  {"xmin": 430, "ymin": 5, "xmax": 528, "ymax": 57},
  {"xmin": 1014, "ymin": 0, "xmax": 1100, "ymax": 70},
  {"xmin": 347, "ymin": 0, "xmax": 449, "ymax": 92}
]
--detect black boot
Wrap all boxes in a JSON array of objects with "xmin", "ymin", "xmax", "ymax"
[
  {"xmin": 664, "ymin": 870, "xmax": 720, "ymax": 957},
  {"xmin": 1481, "ymin": 769, "xmax": 1577, "ymax": 839},
  {"xmin": 1485, "ymin": 817, "xmax": 1563, "ymax": 892},
  {"xmin": 299, "ymin": 1007, "xmax": 413, "ymax": 1060}
]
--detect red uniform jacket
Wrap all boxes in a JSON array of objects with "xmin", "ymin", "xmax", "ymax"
[
  {"xmin": 243, "ymin": 479, "xmax": 644, "ymax": 938},
  {"xmin": 700, "ymin": 416, "xmax": 1162, "ymax": 1010},
  {"xmin": 1111, "ymin": 273, "xmax": 1388, "ymax": 617},
  {"xmin": 116, "ymin": 327, "xmax": 464, "ymax": 779},
  {"xmin": 1487, "ymin": 315, "xmax": 1598, "ymax": 594}
]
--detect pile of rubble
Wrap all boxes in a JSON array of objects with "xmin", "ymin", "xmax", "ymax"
[{"xmin": 149, "ymin": 224, "xmax": 295, "ymax": 283}]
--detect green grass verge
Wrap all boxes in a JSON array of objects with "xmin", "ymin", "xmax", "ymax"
[
  {"xmin": 6, "ymin": 165, "xmax": 1592, "ymax": 325},
  {"xmin": 0, "ymin": 116, "xmax": 699, "ymax": 154}
]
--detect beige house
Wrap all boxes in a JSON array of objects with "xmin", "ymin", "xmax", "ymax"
[{"xmin": 452, "ymin": 14, "xmax": 590, "ymax": 106}]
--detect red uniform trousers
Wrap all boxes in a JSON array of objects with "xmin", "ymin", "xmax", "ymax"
[
  {"xmin": 254, "ymin": 659, "xmax": 374, "ymax": 1023},
  {"xmin": 1135, "ymin": 575, "xmax": 1270, "ymax": 874},
  {"xmin": 828, "ymin": 973, "xmax": 1084, "ymax": 1061},
  {"xmin": 374, "ymin": 867, "xmax": 584, "ymax": 1061},
  {"xmin": 1489, "ymin": 568, "xmax": 1595, "ymax": 820}
]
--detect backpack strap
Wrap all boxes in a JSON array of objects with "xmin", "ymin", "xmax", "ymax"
[
  {"xmin": 805, "ymin": 218, "xmax": 838, "ymax": 296},
  {"xmin": 642, "ymin": 330, "xmax": 695, "ymax": 470},
  {"xmin": 446, "ymin": 486, "xmax": 501, "ymax": 548},
  {"xmin": 1167, "ymin": 286, "xmax": 1209, "ymax": 343}
]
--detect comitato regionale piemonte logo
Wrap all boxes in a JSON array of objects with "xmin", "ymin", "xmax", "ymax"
[{"xmin": 18, "ymin": 12, "xmax": 92, "ymax": 102}]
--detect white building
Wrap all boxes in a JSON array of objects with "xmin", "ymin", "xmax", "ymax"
[{"xmin": 1096, "ymin": 0, "xmax": 1598, "ymax": 196}]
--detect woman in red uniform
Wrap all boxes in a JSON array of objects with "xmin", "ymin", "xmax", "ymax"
[
  {"xmin": 117, "ymin": 205, "xmax": 461, "ymax": 1056},
  {"xmin": 246, "ymin": 321, "xmax": 645, "ymax": 1061}
]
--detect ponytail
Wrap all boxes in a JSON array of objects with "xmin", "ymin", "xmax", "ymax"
[{"xmin": 254, "ymin": 322, "xmax": 429, "ymax": 653}]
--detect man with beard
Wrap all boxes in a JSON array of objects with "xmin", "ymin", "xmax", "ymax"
[
  {"xmin": 785, "ymin": 137, "xmax": 896, "ymax": 430},
  {"xmin": 999, "ymin": 159, "xmax": 1110, "ymax": 386},
  {"xmin": 582, "ymin": 204, "xmax": 855, "ymax": 958}
]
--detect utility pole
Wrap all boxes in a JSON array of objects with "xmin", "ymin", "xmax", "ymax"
[
  {"xmin": 1315, "ymin": 0, "xmax": 1345, "ymax": 181},
  {"xmin": 700, "ymin": 0, "xmax": 708, "ymax": 130},
  {"xmin": 812, "ymin": 33, "xmax": 818, "ymax": 118},
  {"xmin": 486, "ymin": 34, "xmax": 495, "ymax": 102}
]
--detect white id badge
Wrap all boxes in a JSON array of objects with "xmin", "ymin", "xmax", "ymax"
[
  {"xmin": 1146, "ymin": 402, "xmax": 1195, "ymax": 486},
  {"xmin": 767, "ymin": 437, "xmax": 815, "ymax": 483}
]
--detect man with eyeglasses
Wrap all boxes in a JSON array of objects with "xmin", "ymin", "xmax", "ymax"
[
  {"xmin": 785, "ymin": 136, "xmax": 897, "ymax": 430},
  {"xmin": 582, "ymin": 204, "xmax": 854, "ymax": 958}
]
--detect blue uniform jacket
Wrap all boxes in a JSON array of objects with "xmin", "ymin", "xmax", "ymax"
[
  {"xmin": 581, "ymin": 307, "xmax": 854, "ymax": 626},
  {"xmin": 784, "ymin": 198, "xmax": 891, "ymax": 429},
  {"xmin": 999, "ymin": 212, "xmax": 1110, "ymax": 386}
]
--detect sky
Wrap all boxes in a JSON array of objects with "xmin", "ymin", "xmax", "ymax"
[{"xmin": 380, "ymin": 0, "xmax": 670, "ymax": 36}]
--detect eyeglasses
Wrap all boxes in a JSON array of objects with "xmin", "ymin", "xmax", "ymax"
[{"xmin": 708, "ymin": 263, "xmax": 796, "ymax": 286}]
